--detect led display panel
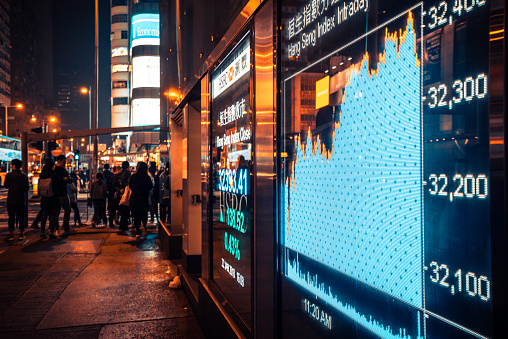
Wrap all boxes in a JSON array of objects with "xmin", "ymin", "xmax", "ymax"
[
  {"xmin": 131, "ymin": 13, "xmax": 160, "ymax": 48},
  {"xmin": 132, "ymin": 56, "xmax": 160, "ymax": 88},
  {"xmin": 210, "ymin": 35, "xmax": 252, "ymax": 324},
  {"xmin": 131, "ymin": 98, "xmax": 159, "ymax": 127},
  {"xmin": 281, "ymin": 1, "xmax": 497, "ymax": 337}
]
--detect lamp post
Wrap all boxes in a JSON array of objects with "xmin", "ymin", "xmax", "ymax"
[{"xmin": 0, "ymin": 103, "xmax": 23, "ymax": 136}]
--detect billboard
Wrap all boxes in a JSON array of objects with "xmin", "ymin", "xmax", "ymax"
[
  {"xmin": 131, "ymin": 13, "xmax": 160, "ymax": 48},
  {"xmin": 131, "ymin": 98, "xmax": 159, "ymax": 127},
  {"xmin": 132, "ymin": 56, "xmax": 160, "ymax": 88},
  {"xmin": 281, "ymin": 1, "xmax": 494, "ymax": 338}
]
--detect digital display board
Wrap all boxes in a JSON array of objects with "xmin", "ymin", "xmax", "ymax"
[
  {"xmin": 132, "ymin": 56, "xmax": 160, "ymax": 88},
  {"xmin": 131, "ymin": 98, "xmax": 159, "ymax": 126},
  {"xmin": 210, "ymin": 35, "xmax": 252, "ymax": 324},
  {"xmin": 131, "ymin": 13, "xmax": 160, "ymax": 48},
  {"xmin": 281, "ymin": 1, "xmax": 495, "ymax": 337}
]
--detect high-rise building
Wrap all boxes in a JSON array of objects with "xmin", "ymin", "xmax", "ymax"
[
  {"xmin": 0, "ymin": 0, "xmax": 10, "ymax": 114},
  {"xmin": 111, "ymin": 0, "xmax": 130, "ymax": 130}
]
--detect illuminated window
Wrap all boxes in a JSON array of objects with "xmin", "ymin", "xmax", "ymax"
[
  {"xmin": 112, "ymin": 64, "xmax": 129, "ymax": 73},
  {"xmin": 111, "ymin": 47, "xmax": 128, "ymax": 57},
  {"xmin": 112, "ymin": 81, "xmax": 127, "ymax": 89}
]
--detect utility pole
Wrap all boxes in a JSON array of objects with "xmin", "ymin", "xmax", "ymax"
[{"xmin": 93, "ymin": 0, "xmax": 99, "ymax": 181}]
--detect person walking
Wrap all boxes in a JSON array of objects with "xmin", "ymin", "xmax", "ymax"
[
  {"xmin": 90, "ymin": 172, "xmax": 107, "ymax": 227},
  {"xmin": 115, "ymin": 161, "xmax": 131, "ymax": 234},
  {"xmin": 54, "ymin": 155, "xmax": 73, "ymax": 235},
  {"xmin": 68, "ymin": 172, "xmax": 84, "ymax": 226},
  {"xmin": 129, "ymin": 162, "xmax": 153, "ymax": 238},
  {"xmin": 4, "ymin": 159, "xmax": 29, "ymax": 241},
  {"xmin": 39, "ymin": 158, "xmax": 60, "ymax": 239}
]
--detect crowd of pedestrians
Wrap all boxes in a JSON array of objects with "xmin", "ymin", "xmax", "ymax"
[{"xmin": 4, "ymin": 158, "xmax": 171, "ymax": 241}]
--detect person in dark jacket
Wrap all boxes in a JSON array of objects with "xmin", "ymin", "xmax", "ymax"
[
  {"xmin": 39, "ymin": 158, "xmax": 60, "ymax": 239},
  {"xmin": 129, "ymin": 161, "xmax": 153, "ymax": 238},
  {"xmin": 4, "ymin": 158, "xmax": 29, "ymax": 241},
  {"xmin": 90, "ymin": 172, "xmax": 107, "ymax": 227},
  {"xmin": 116, "ymin": 161, "xmax": 131, "ymax": 233},
  {"xmin": 55, "ymin": 155, "xmax": 73, "ymax": 235}
]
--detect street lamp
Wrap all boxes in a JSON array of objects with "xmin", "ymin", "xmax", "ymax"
[
  {"xmin": 0, "ymin": 103, "xmax": 23, "ymax": 136},
  {"xmin": 80, "ymin": 87, "xmax": 92, "ymax": 152}
]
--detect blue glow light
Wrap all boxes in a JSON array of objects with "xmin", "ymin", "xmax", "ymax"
[{"xmin": 284, "ymin": 14, "xmax": 422, "ymax": 309}]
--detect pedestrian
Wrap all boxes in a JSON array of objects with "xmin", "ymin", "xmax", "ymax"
[
  {"xmin": 68, "ymin": 172, "xmax": 84, "ymax": 226},
  {"xmin": 150, "ymin": 168, "xmax": 160, "ymax": 223},
  {"xmin": 55, "ymin": 155, "xmax": 73, "ymax": 235},
  {"xmin": 115, "ymin": 161, "xmax": 131, "ymax": 234},
  {"xmin": 129, "ymin": 161, "xmax": 153, "ymax": 238},
  {"xmin": 4, "ymin": 158, "xmax": 29, "ymax": 241},
  {"xmin": 39, "ymin": 158, "xmax": 60, "ymax": 239},
  {"xmin": 90, "ymin": 172, "xmax": 107, "ymax": 227},
  {"xmin": 159, "ymin": 163, "xmax": 170, "ymax": 223},
  {"xmin": 107, "ymin": 166, "xmax": 119, "ymax": 228},
  {"xmin": 103, "ymin": 163, "xmax": 112, "ymax": 184}
]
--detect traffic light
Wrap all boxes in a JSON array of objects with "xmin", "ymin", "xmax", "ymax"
[
  {"xmin": 48, "ymin": 140, "xmax": 58, "ymax": 152},
  {"xmin": 74, "ymin": 149, "xmax": 80, "ymax": 160},
  {"xmin": 30, "ymin": 127, "xmax": 43, "ymax": 151}
]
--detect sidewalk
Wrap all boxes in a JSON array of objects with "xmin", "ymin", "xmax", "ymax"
[{"xmin": 0, "ymin": 220, "xmax": 205, "ymax": 338}]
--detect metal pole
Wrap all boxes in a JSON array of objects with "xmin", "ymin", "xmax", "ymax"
[
  {"xmin": 4, "ymin": 107, "xmax": 7, "ymax": 136},
  {"xmin": 88, "ymin": 87, "xmax": 92, "ymax": 181},
  {"xmin": 21, "ymin": 131, "xmax": 28, "ymax": 230},
  {"xmin": 93, "ymin": 0, "xmax": 99, "ymax": 181}
]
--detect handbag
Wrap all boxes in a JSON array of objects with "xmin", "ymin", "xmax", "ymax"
[{"xmin": 119, "ymin": 186, "xmax": 131, "ymax": 206}]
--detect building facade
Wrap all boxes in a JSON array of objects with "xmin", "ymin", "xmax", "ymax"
[{"xmin": 111, "ymin": 0, "xmax": 130, "ymax": 130}]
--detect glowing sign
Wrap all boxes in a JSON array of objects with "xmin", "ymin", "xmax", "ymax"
[
  {"xmin": 281, "ymin": 2, "xmax": 494, "ymax": 337},
  {"xmin": 315, "ymin": 75, "xmax": 329, "ymax": 109},
  {"xmin": 131, "ymin": 13, "xmax": 160, "ymax": 48},
  {"xmin": 112, "ymin": 64, "xmax": 129, "ymax": 73},
  {"xmin": 211, "ymin": 45, "xmax": 250, "ymax": 99},
  {"xmin": 131, "ymin": 98, "xmax": 159, "ymax": 127},
  {"xmin": 111, "ymin": 47, "xmax": 128, "ymax": 57},
  {"xmin": 132, "ymin": 56, "xmax": 160, "ymax": 88},
  {"xmin": 211, "ymin": 35, "xmax": 252, "ymax": 324}
]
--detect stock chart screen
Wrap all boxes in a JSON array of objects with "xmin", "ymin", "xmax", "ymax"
[
  {"xmin": 281, "ymin": 1, "xmax": 495, "ymax": 337},
  {"xmin": 210, "ymin": 35, "xmax": 253, "ymax": 325}
]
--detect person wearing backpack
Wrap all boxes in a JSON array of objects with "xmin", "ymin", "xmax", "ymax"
[
  {"xmin": 39, "ymin": 158, "xmax": 60, "ymax": 239},
  {"xmin": 4, "ymin": 159, "xmax": 29, "ymax": 241}
]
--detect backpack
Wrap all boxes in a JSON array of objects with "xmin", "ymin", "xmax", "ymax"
[{"xmin": 38, "ymin": 177, "xmax": 54, "ymax": 197}]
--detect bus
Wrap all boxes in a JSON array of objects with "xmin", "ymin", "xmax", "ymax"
[{"xmin": 0, "ymin": 135, "xmax": 39, "ymax": 186}]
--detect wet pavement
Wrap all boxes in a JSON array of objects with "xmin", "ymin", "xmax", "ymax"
[{"xmin": 0, "ymin": 217, "xmax": 205, "ymax": 338}]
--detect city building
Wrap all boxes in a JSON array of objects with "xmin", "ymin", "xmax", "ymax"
[
  {"xmin": 156, "ymin": 0, "xmax": 508, "ymax": 338},
  {"xmin": 110, "ymin": 0, "xmax": 130, "ymax": 130},
  {"xmin": 0, "ymin": 0, "xmax": 10, "ymax": 115}
]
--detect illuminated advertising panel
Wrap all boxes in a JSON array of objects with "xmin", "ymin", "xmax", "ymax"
[
  {"xmin": 131, "ymin": 13, "xmax": 160, "ymax": 48},
  {"xmin": 112, "ymin": 64, "xmax": 129, "ymax": 73},
  {"xmin": 111, "ymin": 47, "xmax": 128, "ymax": 57},
  {"xmin": 132, "ymin": 56, "xmax": 160, "ymax": 88},
  {"xmin": 281, "ymin": 1, "xmax": 495, "ymax": 338},
  {"xmin": 211, "ymin": 35, "xmax": 252, "ymax": 324},
  {"xmin": 131, "ymin": 98, "xmax": 159, "ymax": 127}
]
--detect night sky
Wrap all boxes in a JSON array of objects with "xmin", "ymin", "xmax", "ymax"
[{"xmin": 52, "ymin": 0, "xmax": 111, "ymax": 141}]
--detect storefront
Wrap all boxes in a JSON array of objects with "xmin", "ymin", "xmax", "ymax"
[{"xmin": 161, "ymin": 0, "xmax": 507, "ymax": 337}]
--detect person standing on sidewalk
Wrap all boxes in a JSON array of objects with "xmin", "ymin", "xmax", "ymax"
[
  {"xmin": 68, "ymin": 172, "xmax": 84, "ymax": 226},
  {"xmin": 129, "ymin": 161, "xmax": 153, "ymax": 238},
  {"xmin": 115, "ymin": 161, "xmax": 131, "ymax": 234},
  {"xmin": 39, "ymin": 158, "xmax": 60, "ymax": 239},
  {"xmin": 4, "ymin": 159, "xmax": 29, "ymax": 241},
  {"xmin": 90, "ymin": 172, "xmax": 107, "ymax": 227},
  {"xmin": 107, "ymin": 166, "xmax": 120, "ymax": 228},
  {"xmin": 159, "ymin": 164, "xmax": 170, "ymax": 223},
  {"xmin": 55, "ymin": 155, "xmax": 73, "ymax": 235}
]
